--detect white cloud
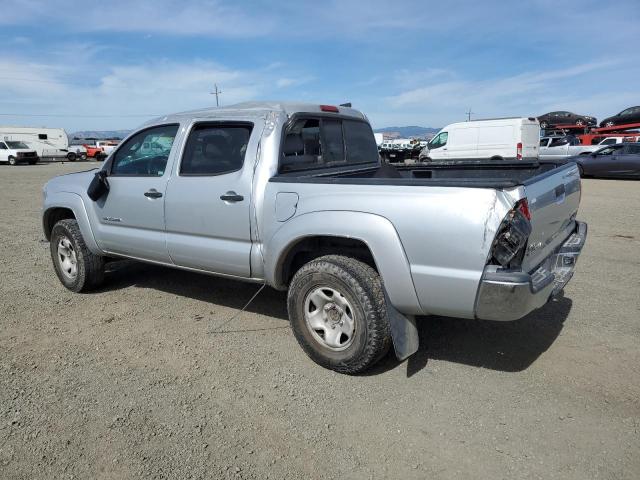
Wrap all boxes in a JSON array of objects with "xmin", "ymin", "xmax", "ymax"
[
  {"xmin": 0, "ymin": 0, "xmax": 276, "ymax": 37},
  {"xmin": 379, "ymin": 60, "xmax": 640, "ymax": 127},
  {"xmin": 0, "ymin": 55, "xmax": 314, "ymax": 130}
]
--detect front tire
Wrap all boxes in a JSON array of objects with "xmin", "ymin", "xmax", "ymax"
[
  {"xmin": 287, "ymin": 255, "xmax": 391, "ymax": 374},
  {"xmin": 8, "ymin": 156, "xmax": 17, "ymax": 166},
  {"xmin": 67, "ymin": 152, "xmax": 77, "ymax": 161},
  {"xmin": 50, "ymin": 219, "xmax": 105, "ymax": 292},
  {"xmin": 540, "ymin": 121, "xmax": 549, "ymax": 129}
]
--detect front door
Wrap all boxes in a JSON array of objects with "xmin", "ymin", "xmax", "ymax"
[
  {"xmin": 93, "ymin": 124, "xmax": 180, "ymax": 262},
  {"xmin": 0, "ymin": 142, "xmax": 8, "ymax": 162},
  {"xmin": 164, "ymin": 121, "xmax": 255, "ymax": 277}
]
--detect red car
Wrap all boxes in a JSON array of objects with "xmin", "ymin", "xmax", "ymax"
[{"xmin": 83, "ymin": 144, "xmax": 107, "ymax": 160}]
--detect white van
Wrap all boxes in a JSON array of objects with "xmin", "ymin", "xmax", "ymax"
[{"xmin": 419, "ymin": 117, "xmax": 540, "ymax": 161}]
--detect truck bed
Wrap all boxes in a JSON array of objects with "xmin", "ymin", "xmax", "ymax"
[{"xmin": 271, "ymin": 160, "xmax": 569, "ymax": 189}]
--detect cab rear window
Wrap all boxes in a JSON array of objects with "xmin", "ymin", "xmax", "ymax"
[{"xmin": 280, "ymin": 117, "xmax": 377, "ymax": 172}]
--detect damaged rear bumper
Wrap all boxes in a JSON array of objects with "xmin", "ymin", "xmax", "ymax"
[{"xmin": 475, "ymin": 221, "xmax": 587, "ymax": 321}]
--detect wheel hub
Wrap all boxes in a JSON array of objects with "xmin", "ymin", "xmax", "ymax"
[
  {"xmin": 304, "ymin": 287, "xmax": 355, "ymax": 351},
  {"xmin": 57, "ymin": 236, "xmax": 78, "ymax": 280}
]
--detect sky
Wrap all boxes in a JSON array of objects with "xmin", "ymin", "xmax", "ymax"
[{"xmin": 0, "ymin": 0, "xmax": 639, "ymax": 132}]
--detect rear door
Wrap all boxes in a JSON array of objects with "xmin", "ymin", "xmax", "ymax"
[
  {"xmin": 612, "ymin": 144, "xmax": 640, "ymax": 177},
  {"xmin": 521, "ymin": 163, "xmax": 582, "ymax": 271},
  {"xmin": 520, "ymin": 121, "xmax": 540, "ymax": 159},
  {"xmin": 164, "ymin": 121, "xmax": 256, "ymax": 277}
]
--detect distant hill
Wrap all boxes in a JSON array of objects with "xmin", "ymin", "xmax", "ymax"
[
  {"xmin": 69, "ymin": 130, "xmax": 131, "ymax": 140},
  {"xmin": 373, "ymin": 126, "xmax": 440, "ymax": 138}
]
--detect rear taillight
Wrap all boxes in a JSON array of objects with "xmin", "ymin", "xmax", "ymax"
[
  {"xmin": 320, "ymin": 105, "xmax": 339, "ymax": 113},
  {"xmin": 516, "ymin": 142, "xmax": 523, "ymax": 160},
  {"xmin": 517, "ymin": 198, "xmax": 531, "ymax": 220},
  {"xmin": 490, "ymin": 199, "xmax": 532, "ymax": 268}
]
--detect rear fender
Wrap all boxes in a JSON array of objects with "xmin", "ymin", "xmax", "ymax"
[{"xmin": 265, "ymin": 210, "xmax": 422, "ymax": 315}]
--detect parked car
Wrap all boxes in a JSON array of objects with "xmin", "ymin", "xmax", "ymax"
[
  {"xmin": 0, "ymin": 140, "xmax": 39, "ymax": 165},
  {"xmin": 66, "ymin": 144, "xmax": 88, "ymax": 161},
  {"xmin": 96, "ymin": 140, "xmax": 119, "ymax": 155},
  {"xmin": 597, "ymin": 136, "xmax": 640, "ymax": 146},
  {"xmin": 42, "ymin": 101, "xmax": 587, "ymax": 374},
  {"xmin": 567, "ymin": 143, "xmax": 640, "ymax": 179},
  {"xmin": 419, "ymin": 117, "xmax": 539, "ymax": 161},
  {"xmin": 83, "ymin": 144, "xmax": 107, "ymax": 160},
  {"xmin": 600, "ymin": 106, "xmax": 640, "ymax": 127},
  {"xmin": 537, "ymin": 111, "xmax": 596, "ymax": 129},
  {"xmin": 539, "ymin": 135, "xmax": 600, "ymax": 160}
]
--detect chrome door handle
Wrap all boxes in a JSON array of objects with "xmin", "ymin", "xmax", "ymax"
[
  {"xmin": 144, "ymin": 189, "xmax": 163, "ymax": 199},
  {"xmin": 220, "ymin": 191, "xmax": 244, "ymax": 202}
]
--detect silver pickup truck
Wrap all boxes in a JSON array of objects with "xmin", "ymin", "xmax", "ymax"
[{"xmin": 42, "ymin": 102, "xmax": 587, "ymax": 374}]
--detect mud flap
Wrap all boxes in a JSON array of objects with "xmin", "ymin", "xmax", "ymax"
[{"xmin": 384, "ymin": 290, "xmax": 419, "ymax": 361}]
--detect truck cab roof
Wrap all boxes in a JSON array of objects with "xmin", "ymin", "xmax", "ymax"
[{"xmin": 145, "ymin": 101, "xmax": 367, "ymax": 126}]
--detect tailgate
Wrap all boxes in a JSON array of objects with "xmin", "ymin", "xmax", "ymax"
[{"xmin": 521, "ymin": 163, "xmax": 581, "ymax": 271}]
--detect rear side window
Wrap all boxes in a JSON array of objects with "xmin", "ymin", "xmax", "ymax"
[
  {"xmin": 181, "ymin": 123, "xmax": 252, "ymax": 175},
  {"xmin": 111, "ymin": 124, "xmax": 178, "ymax": 176},
  {"xmin": 625, "ymin": 145, "xmax": 640, "ymax": 155}
]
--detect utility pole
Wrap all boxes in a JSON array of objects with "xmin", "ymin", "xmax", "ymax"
[
  {"xmin": 210, "ymin": 83, "xmax": 222, "ymax": 107},
  {"xmin": 466, "ymin": 108, "xmax": 474, "ymax": 121}
]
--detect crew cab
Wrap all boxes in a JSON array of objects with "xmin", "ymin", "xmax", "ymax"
[
  {"xmin": 539, "ymin": 135, "xmax": 599, "ymax": 160},
  {"xmin": 0, "ymin": 140, "xmax": 39, "ymax": 165},
  {"xmin": 42, "ymin": 102, "xmax": 587, "ymax": 374}
]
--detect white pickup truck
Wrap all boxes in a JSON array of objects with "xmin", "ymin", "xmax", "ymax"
[{"xmin": 539, "ymin": 136, "xmax": 600, "ymax": 160}]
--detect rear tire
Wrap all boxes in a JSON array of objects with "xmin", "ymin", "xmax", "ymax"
[
  {"xmin": 578, "ymin": 165, "xmax": 586, "ymax": 178},
  {"xmin": 540, "ymin": 121, "xmax": 549, "ymax": 129},
  {"xmin": 50, "ymin": 219, "xmax": 105, "ymax": 292},
  {"xmin": 604, "ymin": 121, "xmax": 615, "ymax": 127},
  {"xmin": 28, "ymin": 159, "xmax": 37, "ymax": 165},
  {"xmin": 287, "ymin": 255, "xmax": 391, "ymax": 374},
  {"xmin": 67, "ymin": 152, "xmax": 77, "ymax": 161},
  {"xmin": 575, "ymin": 119, "xmax": 585, "ymax": 126}
]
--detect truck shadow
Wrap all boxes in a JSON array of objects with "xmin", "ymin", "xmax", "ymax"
[
  {"xmin": 100, "ymin": 260, "xmax": 289, "ymax": 323},
  {"xmin": 99, "ymin": 260, "xmax": 571, "ymax": 376},
  {"xmin": 369, "ymin": 295, "xmax": 572, "ymax": 377}
]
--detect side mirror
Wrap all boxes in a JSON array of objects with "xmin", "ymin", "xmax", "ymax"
[{"xmin": 87, "ymin": 170, "xmax": 110, "ymax": 201}]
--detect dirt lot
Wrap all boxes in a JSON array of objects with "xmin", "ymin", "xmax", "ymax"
[{"xmin": 1, "ymin": 162, "xmax": 639, "ymax": 479}]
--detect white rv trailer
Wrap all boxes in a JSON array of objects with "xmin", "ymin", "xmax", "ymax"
[{"xmin": 0, "ymin": 126, "xmax": 70, "ymax": 160}]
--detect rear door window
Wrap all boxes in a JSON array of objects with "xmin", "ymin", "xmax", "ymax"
[{"xmin": 180, "ymin": 123, "xmax": 252, "ymax": 176}]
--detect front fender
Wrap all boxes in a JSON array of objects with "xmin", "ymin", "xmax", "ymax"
[
  {"xmin": 43, "ymin": 191, "xmax": 102, "ymax": 255},
  {"xmin": 264, "ymin": 210, "xmax": 423, "ymax": 315}
]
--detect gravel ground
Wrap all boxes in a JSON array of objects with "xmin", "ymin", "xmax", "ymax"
[{"xmin": 1, "ymin": 162, "xmax": 639, "ymax": 479}]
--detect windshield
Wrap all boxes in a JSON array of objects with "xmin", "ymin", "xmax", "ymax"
[{"xmin": 6, "ymin": 141, "xmax": 29, "ymax": 149}]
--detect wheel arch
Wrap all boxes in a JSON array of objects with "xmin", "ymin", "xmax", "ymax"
[
  {"xmin": 265, "ymin": 211, "xmax": 423, "ymax": 315},
  {"xmin": 43, "ymin": 192, "xmax": 102, "ymax": 254}
]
